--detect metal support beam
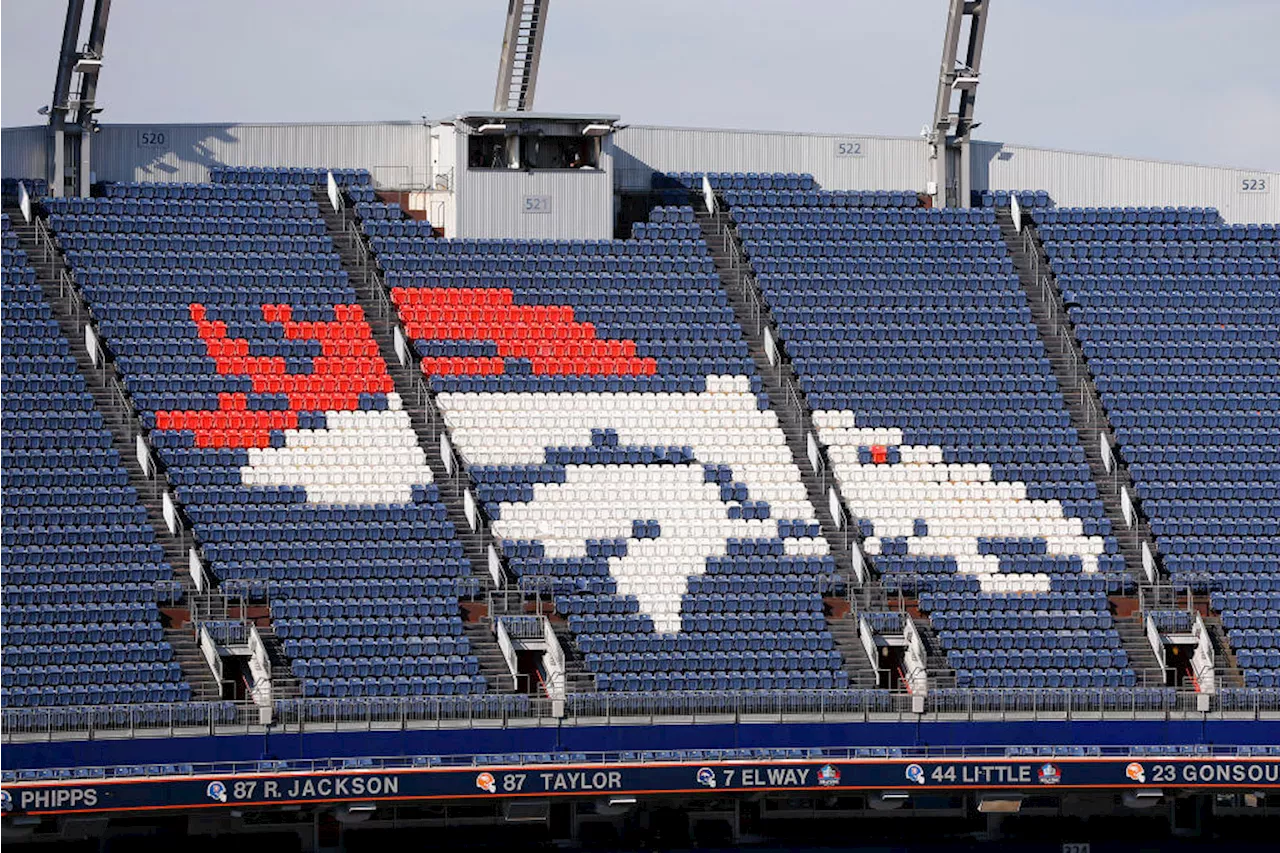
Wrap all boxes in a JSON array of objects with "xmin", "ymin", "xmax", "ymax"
[
  {"xmin": 44, "ymin": 0, "xmax": 111, "ymax": 197},
  {"xmin": 928, "ymin": 0, "xmax": 989, "ymax": 208},
  {"xmin": 493, "ymin": 0, "xmax": 550, "ymax": 112},
  {"xmin": 48, "ymin": 0, "xmax": 85, "ymax": 197},
  {"xmin": 74, "ymin": 0, "xmax": 112, "ymax": 196}
]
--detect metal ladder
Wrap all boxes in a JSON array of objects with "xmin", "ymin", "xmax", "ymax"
[{"xmin": 493, "ymin": 0, "xmax": 551, "ymax": 112}]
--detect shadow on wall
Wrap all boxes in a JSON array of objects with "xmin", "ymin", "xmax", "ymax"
[
  {"xmin": 611, "ymin": 145, "xmax": 659, "ymax": 193},
  {"xmin": 966, "ymin": 141, "xmax": 1011, "ymax": 196},
  {"xmin": 129, "ymin": 125, "xmax": 240, "ymax": 181}
]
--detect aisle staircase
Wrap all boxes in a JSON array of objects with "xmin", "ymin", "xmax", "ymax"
[
  {"xmin": 313, "ymin": 188, "xmax": 523, "ymax": 695},
  {"xmin": 5, "ymin": 205, "xmax": 223, "ymax": 703}
]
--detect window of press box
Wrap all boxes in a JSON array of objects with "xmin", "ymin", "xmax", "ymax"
[
  {"xmin": 467, "ymin": 134, "xmax": 599, "ymax": 170},
  {"xmin": 521, "ymin": 135, "xmax": 598, "ymax": 170},
  {"xmin": 468, "ymin": 135, "xmax": 515, "ymax": 169}
]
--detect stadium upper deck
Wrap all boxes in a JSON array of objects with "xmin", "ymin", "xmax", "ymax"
[{"xmin": 1, "ymin": 155, "xmax": 1278, "ymax": 786}]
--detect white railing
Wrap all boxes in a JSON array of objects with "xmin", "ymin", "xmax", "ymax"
[
  {"xmin": 326, "ymin": 170, "xmax": 343, "ymax": 214},
  {"xmin": 1145, "ymin": 614, "xmax": 1167, "ymax": 673},
  {"xmin": 1121, "ymin": 486, "xmax": 1136, "ymax": 528},
  {"xmin": 849, "ymin": 536, "xmax": 866, "ymax": 585},
  {"xmin": 488, "ymin": 544, "xmax": 505, "ymax": 589},
  {"xmin": 393, "ymin": 325, "xmax": 409, "ymax": 367},
  {"xmin": 858, "ymin": 615, "xmax": 882, "ymax": 677},
  {"xmin": 1099, "ymin": 432, "xmax": 1123, "ymax": 496},
  {"xmin": 1141, "ymin": 541, "xmax": 1157, "ymax": 584},
  {"xmin": 763, "ymin": 327, "xmax": 778, "ymax": 366},
  {"xmin": 495, "ymin": 620, "xmax": 520, "ymax": 690},
  {"xmin": 19, "ymin": 180, "xmax": 32, "ymax": 223},
  {"xmin": 248, "ymin": 624, "xmax": 271, "ymax": 680},
  {"xmin": 440, "ymin": 432, "xmax": 455, "ymax": 476},
  {"xmin": 135, "ymin": 435, "xmax": 152, "ymax": 476},
  {"xmin": 245, "ymin": 624, "xmax": 274, "ymax": 721},
  {"xmin": 161, "ymin": 491, "xmax": 179, "ymax": 535},
  {"xmin": 463, "ymin": 488, "xmax": 479, "ymax": 532},
  {"xmin": 189, "ymin": 547, "xmax": 207, "ymax": 592},
  {"xmin": 901, "ymin": 617, "xmax": 929, "ymax": 701},
  {"xmin": 827, "ymin": 487, "xmax": 843, "ymax": 529},
  {"xmin": 542, "ymin": 618, "xmax": 566, "ymax": 707},
  {"xmin": 84, "ymin": 323, "xmax": 102, "ymax": 367},
  {"xmin": 1191, "ymin": 615, "xmax": 1216, "ymax": 696},
  {"xmin": 198, "ymin": 625, "xmax": 225, "ymax": 685}
]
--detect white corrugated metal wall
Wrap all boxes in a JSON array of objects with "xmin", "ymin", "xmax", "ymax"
[
  {"xmin": 452, "ymin": 125, "xmax": 614, "ymax": 240},
  {"xmin": 4, "ymin": 120, "xmax": 1276, "ymax": 223},
  {"xmin": 612, "ymin": 125, "xmax": 928, "ymax": 194},
  {"xmin": 454, "ymin": 168, "xmax": 613, "ymax": 239},
  {"xmin": 1, "ymin": 126, "xmax": 48, "ymax": 182},
  {"xmin": 0, "ymin": 122, "xmax": 431, "ymax": 188},
  {"xmin": 973, "ymin": 141, "xmax": 1280, "ymax": 224}
]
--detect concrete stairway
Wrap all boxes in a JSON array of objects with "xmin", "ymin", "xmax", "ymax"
[
  {"xmin": 1113, "ymin": 612, "xmax": 1171, "ymax": 687},
  {"xmin": 697, "ymin": 202, "xmax": 946, "ymax": 693},
  {"xmin": 164, "ymin": 628, "xmax": 225, "ymax": 702},
  {"xmin": 910, "ymin": 617, "xmax": 958, "ymax": 691},
  {"xmin": 253, "ymin": 623, "xmax": 304, "ymax": 700},
  {"xmin": 6, "ymin": 205, "xmax": 225, "ymax": 703},
  {"xmin": 5, "ymin": 206, "xmax": 198, "ymax": 594},
  {"xmin": 1201, "ymin": 615, "xmax": 1247, "ymax": 689},
  {"xmin": 312, "ymin": 188, "xmax": 522, "ymax": 695},
  {"xmin": 996, "ymin": 209, "xmax": 1158, "ymax": 588},
  {"xmin": 695, "ymin": 206, "xmax": 866, "ymax": 591},
  {"xmin": 549, "ymin": 622, "xmax": 598, "ymax": 694},
  {"xmin": 313, "ymin": 190, "xmax": 498, "ymax": 597},
  {"xmin": 826, "ymin": 615, "xmax": 892, "ymax": 690},
  {"xmin": 996, "ymin": 209, "xmax": 1218, "ymax": 692},
  {"xmin": 462, "ymin": 622, "xmax": 522, "ymax": 693}
]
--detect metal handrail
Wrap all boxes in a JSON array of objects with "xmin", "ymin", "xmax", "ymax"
[
  {"xmin": 1023, "ymin": 224, "xmax": 1161, "ymax": 574},
  {"xmin": 6, "ymin": 681, "xmax": 1275, "ymax": 747},
  {"xmin": 340, "ymin": 201, "xmax": 512, "ymax": 588},
  {"xmin": 711, "ymin": 205, "xmax": 871, "ymax": 581},
  {"xmin": 31, "ymin": 216, "xmax": 204, "ymax": 574}
]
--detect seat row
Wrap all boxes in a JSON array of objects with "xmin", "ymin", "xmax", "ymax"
[
  {"xmin": 2, "ymin": 684, "xmax": 193, "ymax": 708},
  {"xmin": 653, "ymin": 171, "xmax": 817, "ymax": 192},
  {"xmin": 48, "ymin": 214, "xmax": 329, "ymax": 235},
  {"xmin": 47, "ymin": 198, "xmax": 319, "ymax": 217},
  {"xmin": 98, "ymin": 182, "xmax": 313, "ymax": 201},
  {"xmin": 211, "ymin": 166, "xmax": 371, "ymax": 186}
]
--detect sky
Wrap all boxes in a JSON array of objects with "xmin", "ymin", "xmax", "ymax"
[{"xmin": 2, "ymin": 0, "xmax": 1277, "ymax": 171}]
